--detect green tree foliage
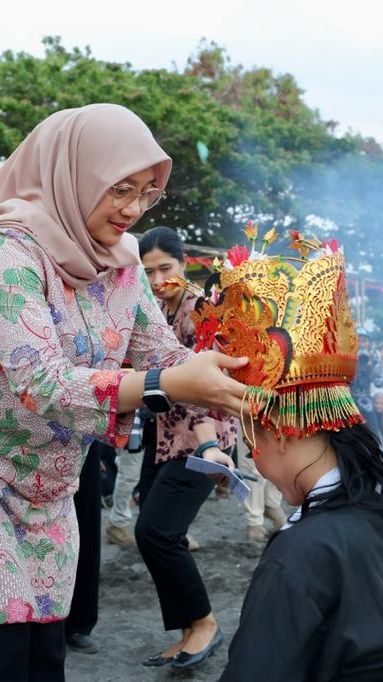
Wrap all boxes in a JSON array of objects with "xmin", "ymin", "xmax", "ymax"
[{"xmin": 1, "ymin": 36, "xmax": 383, "ymax": 295}]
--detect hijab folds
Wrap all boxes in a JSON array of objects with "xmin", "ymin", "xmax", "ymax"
[{"xmin": 0, "ymin": 103, "xmax": 172, "ymax": 288}]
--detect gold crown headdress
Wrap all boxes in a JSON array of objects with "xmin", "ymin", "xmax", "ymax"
[{"xmin": 169, "ymin": 223, "xmax": 363, "ymax": 440}]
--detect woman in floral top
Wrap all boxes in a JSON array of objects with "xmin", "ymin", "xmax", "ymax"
[
  {"xmin": 0, "ymin": 104, "xmax": 247, "ymax": 680},
  {"xmin": 136, "ymin": 227, "xmax": 237, "ymax": 671}
]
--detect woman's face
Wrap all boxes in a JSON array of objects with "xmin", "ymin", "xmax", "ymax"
[
  {"xmin": 250, "ymin": 423, "xmax": 285, "ymax": 484},
  {"xmin": 374, "ymin": 394, "xmax": 383, "ymax": 413},
  {"xmin": 142, "ymin": 247, "xmax": 185, "ymax": 301},
  {"xmin": 86, "ymin": 168, "xmax": 157, "ymax": 247}
]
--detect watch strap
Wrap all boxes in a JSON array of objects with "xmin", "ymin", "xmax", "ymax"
[{"xmin": 144, "ymin": 368, "xmax": 164, "ymax": 392}]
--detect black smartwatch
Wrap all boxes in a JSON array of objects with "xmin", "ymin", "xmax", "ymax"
[{"xmin": 141, "ymin": 368, "xmax": 173, "ymax": 413}]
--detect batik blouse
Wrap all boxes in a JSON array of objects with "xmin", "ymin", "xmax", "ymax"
[
  {"xmin": 0, "ymin": 229, "xmax": 191, "ymax": 624},
  {"xmin": 155, "ymin": 292, "xmax": 238, "ymax": 463}
]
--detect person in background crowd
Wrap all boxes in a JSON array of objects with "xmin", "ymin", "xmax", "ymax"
[
  {"xmin": 0, "ymin": 104, "xmax": 247, "ymax": 681},
  {"xmin": 350, "ymin": 328, "xmax": 380, "ymax": 433},
  {"xmin": 136, "ymin": 226, "xmax": 238, "ymax": 671},
  {"xmin": 100, "ymin": 443, "xmax": 118, "ymax": 510},
  {"xmin": 370, "ymin": 339, "xmax": 383, "ymax": 395},
  {"xmin": 372, "ymin": 391, "xmax": 383, "ymax": 447},
  {"xmin": 105, "ymin": 409, "xmax": 146, "ymax": 546}
]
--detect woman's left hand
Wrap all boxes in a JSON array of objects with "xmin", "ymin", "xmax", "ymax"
[{"xmin": 202, "ymin": 446, "xmax": 234, "ymax": 486}]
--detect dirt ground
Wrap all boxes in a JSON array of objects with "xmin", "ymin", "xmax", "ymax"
[{"xmin": 65, "ymin": 458, "xmax": 270, "ymax": 682}]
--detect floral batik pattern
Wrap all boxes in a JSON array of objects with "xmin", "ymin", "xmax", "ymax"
[
  {"xmin": 156, "ymin": 293, "xmax": 238, "ymax": 463},
  {"xmin": 0, "ymin": 229, "xmax": 191, "ymax": 623}
]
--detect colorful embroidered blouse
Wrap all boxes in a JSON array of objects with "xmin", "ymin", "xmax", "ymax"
[
  {"xmin": 155, "ymin": 292, "xmax": 238, "ymax": 463},
  {"xmin": 0, "ymin": 229, "xmax": 192, "ymax": 624}
]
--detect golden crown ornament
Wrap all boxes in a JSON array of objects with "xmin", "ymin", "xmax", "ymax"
[{"xmin": 162, "ymin": 223, "xmax": 364, "ymax": 443}]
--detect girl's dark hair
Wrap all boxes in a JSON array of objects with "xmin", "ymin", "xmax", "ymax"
[
  {"xmin": 301, "ymin": 423, "xmax": 383, "ymax": 517},
  {"xmin": 139, "ymin": 226, "xmax": 185, "ymax": 262}
]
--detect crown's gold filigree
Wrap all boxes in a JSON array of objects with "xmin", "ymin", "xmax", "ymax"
[{"xmin": 190, "ymin": 227, "xmax": 363, "ymax": 438}]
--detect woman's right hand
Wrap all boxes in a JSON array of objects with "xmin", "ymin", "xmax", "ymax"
[{"xmin": 161, "ymin": 351, "xmax": 249, "ymax": 419}]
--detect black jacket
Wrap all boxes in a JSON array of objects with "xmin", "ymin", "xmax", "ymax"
[{"xmin": 220, "ymin": 505, "xmax": 383, "ymax": 681}]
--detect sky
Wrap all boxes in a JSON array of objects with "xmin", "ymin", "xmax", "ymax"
[{"xmin": 2, "ymin": 0, "xmax": 383, "ymax": 142}]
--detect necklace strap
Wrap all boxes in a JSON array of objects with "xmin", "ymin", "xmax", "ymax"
[{"xmin": 162, "ymin": 290, "xmax": 186, "ymax": 325}]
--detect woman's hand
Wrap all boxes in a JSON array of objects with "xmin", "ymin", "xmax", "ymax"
[
  {"xmin": 161, "ymin": 351, "xmax": 249, "ymax": 419},
  {"xmin": 117, "ymin": 350, "xmax": 249, "ymax": 417},
  {"xmin": 202, "ymin": 446, "xmax": 235, "ymax": 469},
  {"xmin": 201, "ymin": 446, "xmax": 234, "ymax": 486}
]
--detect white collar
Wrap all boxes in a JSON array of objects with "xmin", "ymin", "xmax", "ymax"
[{"xmin": 281, "ymin": 467, "xmax": 341, "ymax": 530}]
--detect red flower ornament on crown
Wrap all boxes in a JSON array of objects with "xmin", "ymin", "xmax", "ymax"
[
  {"xmin": 194, "ymin": 317, "xmax": 221, "ymax": 353},
  {"xmin": 226, "ymin": 245, "xmax": 249, "ymax": 266},
  {"xmin": 322, "ymin": 238, "xmax": 339, "ymax": 252}
]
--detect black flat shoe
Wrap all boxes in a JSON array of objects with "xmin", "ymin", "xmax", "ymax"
[
  {"xmin": 142, "ymin": 653, "xmax": 174, "ymax": 667},
  {"xmin": 171, "ymin": 627, "xmax": 223, "ymax": 669}
]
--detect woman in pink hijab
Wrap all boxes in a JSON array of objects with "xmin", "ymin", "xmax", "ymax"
[{"xmin": 0, "ymin": 104, "xmax": 246, "ymax": 681}]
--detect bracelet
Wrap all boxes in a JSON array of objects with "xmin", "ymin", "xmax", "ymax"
[{"xmin": 194, "ymin": 440, "xmax": 220, "ymax": 458}]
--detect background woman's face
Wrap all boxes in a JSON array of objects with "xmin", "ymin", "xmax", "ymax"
[
  {"xmin": 374, "ymin": 395, "xmax": 383, "ymax": 413},
  {"xmin": 142, "ymin": 248, "xmax": 185, "ymax": 301}
]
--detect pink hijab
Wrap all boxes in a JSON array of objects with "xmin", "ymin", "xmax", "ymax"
[{"xmin": 0, "ymin": 103, "xmax": 172, "ymax": 288}]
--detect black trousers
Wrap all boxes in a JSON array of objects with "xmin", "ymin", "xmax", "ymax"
[
  {"xmin": 0, "ymin": 621, "xmax": 65, "ymax": 682},
  {"xmin": 135, "ymin": 420, "xmax": 215, "ymax": 631},
  {"xmin": 65, "ymin": 440, "xmax": 101, "ymax": 637}
]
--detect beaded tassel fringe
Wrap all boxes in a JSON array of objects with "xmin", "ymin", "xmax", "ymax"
[{"xmin": 241, "ymin": 383, "xmax": 364, "ymax": 448}]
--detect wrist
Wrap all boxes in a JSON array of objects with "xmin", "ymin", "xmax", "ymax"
[
  {"xmin": 194, "ymin": 440, "xmax": 220, "ymax": 458},
  {"xmin": 200, "ymin": 446, "xmax": 222, "ymax": 459},
  {"xmin": 117, "ymin": 371, "xmax": 146, "ymax": 413},
  {"xmin": 160, "ymin": 365, "xmax": 183, "ymax": 403},
  {"xmin": 141, "ymin": 368, "xmax": 172, "ymax": 413}
]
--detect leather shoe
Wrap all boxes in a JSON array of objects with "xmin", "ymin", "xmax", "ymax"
[
  {"xmin": 142, "ymin": 653, "xmax": 173, "ymax": 667},
  {"xmin": 171, "ymin": 627, "xmax": 223, "ymax": 669}
]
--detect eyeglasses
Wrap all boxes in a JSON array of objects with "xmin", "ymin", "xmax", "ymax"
[{"xmin": 109, "ymin": 182, "xmax": 165, "ymax": 212}]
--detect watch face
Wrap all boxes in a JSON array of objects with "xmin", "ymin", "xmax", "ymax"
[{"xmin": 142, "ymin": 390, "xmax": 172, "ymax": 413}]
